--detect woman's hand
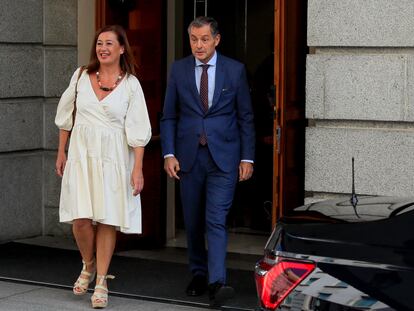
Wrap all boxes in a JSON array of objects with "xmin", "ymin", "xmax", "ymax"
[
  {"xmin": 130, "ymin": 168, "xmax": 144, "ymax": 196},
  {"xmin": 55, "ymin": 151, "xmax": 67, "ymax": 177}
]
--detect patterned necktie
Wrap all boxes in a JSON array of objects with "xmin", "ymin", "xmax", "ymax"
[{"xmin": 199, "ymin": 64, "xmax": 209, "ymax": 145}]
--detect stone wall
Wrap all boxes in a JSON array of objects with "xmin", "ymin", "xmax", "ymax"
[
  {"xmin": 0, "ymin": 0, "xmax": 77, "ymax": 241},
  {"xmin": 306, "ymin": 0, "xmax": 414, "ymax": 201}
]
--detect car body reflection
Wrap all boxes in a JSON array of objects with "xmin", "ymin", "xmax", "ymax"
[{"xmin": 255, "ymin": 196, "xmax": 414, "ymax": 310}]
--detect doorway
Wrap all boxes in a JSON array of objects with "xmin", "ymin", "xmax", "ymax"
[
  {"xmin": 173, "ymin": 0, "xmax": 307, "ymax": 238},
  {"xmin": 94, "ymin": 0, "xmax": 308, "ymax": 246}
]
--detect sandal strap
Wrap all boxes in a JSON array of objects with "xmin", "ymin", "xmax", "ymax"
[
  {"xmin": 81, "ymin": 258, "xmax": 95, "ymax": 271},
  {"xmin": 91, "ymin": 274, "xmax": 113, "ymax": 307},
  {"xmin": 73, "ymin": 259, "xmax": 96, "ymax": 294},
  {"xmin": 74, "ymin": 277, "xmax": 89, "ymax": 286},
  {"xmin": 92, "ymin": 293, "xmax": 108, "ymax": 301},
  {"xmin": 92, "ymin": 275, "xmax": 114, "ymax": 300},
  {"xmin": 94, "ymin": 284, "xmax": 109, "ymax": 292},
  {"xmin": 80, "ymin": 270, "xmax": 93, "ymax": 277},
  {"xmin": 96, "ymin": 274, "xmax": 115, "ymax": 285},
  {"xmin": 92, "ymin": 292, "xmax": 108, "ymax": 304},
  {"xmin": 83, "ymin": 258, "xmax": 95, "ymax": 265},
  {"xmin": 96, "ymin": 274, "xmax": 115, "ymax": 280},
  {"xmin": 77, "ymin": 259, "xmax": 96, "ymax": 280}
]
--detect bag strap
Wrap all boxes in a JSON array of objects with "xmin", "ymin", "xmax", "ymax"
[{"xmin": 72, "ymin": 66, "xmax": 86, "ymax": 130}]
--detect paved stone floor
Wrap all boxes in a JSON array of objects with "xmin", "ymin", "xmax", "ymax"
[
  {"xmin": 1, "ymin": 235, "xmax": 262, "ymax": 310},
  {"xmin": 0, "ymin": 280, "xmax": 211, "ymax": 311}
]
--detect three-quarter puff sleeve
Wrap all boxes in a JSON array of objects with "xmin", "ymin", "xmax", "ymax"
[
  {"xmin": 125, "ymin": 76, "xmax": 152, "ymax": 147},
  {"xmin": 55, "ymin": 67, "xmax": 82, "ymax": 131}
]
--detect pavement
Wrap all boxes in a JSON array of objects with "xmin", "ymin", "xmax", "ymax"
[
  {"xmin": 0, "ymin": 279, "xmax": 211, "ymax": 311},
  {"xmin": 0, "ymin": 236, "xmax": 262, "ymax": 310}
]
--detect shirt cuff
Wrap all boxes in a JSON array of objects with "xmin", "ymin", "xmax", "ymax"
[
  {"xmin": 164, "ymin": 154, "xmax": 175, "ymax": 159},
  {"xmin": 241, "ymin": 159, "xmax": 254, "ymax": 164}
]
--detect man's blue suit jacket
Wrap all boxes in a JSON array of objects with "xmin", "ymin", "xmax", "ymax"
[{"xmin": 160, "ymin": 53, "xmax": 255, "ymax": 173}]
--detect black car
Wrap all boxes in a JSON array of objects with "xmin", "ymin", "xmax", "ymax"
[{"xmin": 255, "ymin": 196, "xmax": 414, "ymax": 310}]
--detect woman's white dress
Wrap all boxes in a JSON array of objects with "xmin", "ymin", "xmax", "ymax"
[{"xmin": 55, "ymin": 68, "xmax": 151, "ymax": 234}]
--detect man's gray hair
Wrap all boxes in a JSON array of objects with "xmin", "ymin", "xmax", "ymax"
[{"xmin": 187, "ymin": 16, "xmax": 220, "ymax": 37}]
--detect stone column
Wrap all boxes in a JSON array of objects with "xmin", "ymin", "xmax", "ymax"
[
  {"xmin": 43, "ymin": 0, "xmax": 78, "ymax": 236},
  {"xmin": 306, "ymin": 0, "xmax": 414, "ymax": 202},
  {"xmin": 0, "ymin": 0, "xmax": 77, "ymax": 241}
]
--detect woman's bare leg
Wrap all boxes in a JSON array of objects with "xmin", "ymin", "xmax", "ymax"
[
  {"xmin": 95, "ymin": 223, "xmax": 117, "ymax": 281},
  {"xmin": 72, "ymin": 218, "xmax": 96, "ymax": 270},
  {"xmin": 72, "ymin": 219, "xmax": 96, "ymax": 294},
  {"xmin": 91, "ymin": 223, "xmax": 117, "ymax": 307}
]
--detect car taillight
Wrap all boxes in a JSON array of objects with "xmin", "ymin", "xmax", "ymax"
[{"xmin": 255, "ymin": 256, "xmax": 315, "ymax": 310}]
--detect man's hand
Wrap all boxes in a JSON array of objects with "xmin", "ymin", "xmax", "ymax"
[
  {"xmin": 239, "ymin": 162, "xmax": 253, "ymax": 181},
  {"xmin": 164, "ymin": 156, "xmax": 180, "ymax": 180}
]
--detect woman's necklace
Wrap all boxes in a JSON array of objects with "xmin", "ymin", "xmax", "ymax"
[{"xmin": 96, "ymin": 71, "xmax": 123, "ymax": 92}]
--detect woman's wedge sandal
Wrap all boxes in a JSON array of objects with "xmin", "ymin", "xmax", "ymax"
[
  {"xmin": 73, "ymin": 259, "xmax": 96, "ymax": 295},
  {"xmin": 91, "ymin": 274, "xmax": 115, "ymax": 309}
]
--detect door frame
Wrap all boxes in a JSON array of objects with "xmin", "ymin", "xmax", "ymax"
[
  {"xmin": 272, "ymin": 0, "xmax": 286, "ymax": 225},
  {"xmin": 272, "ymin": 0, "xmax": 307, "ymax": 226}
]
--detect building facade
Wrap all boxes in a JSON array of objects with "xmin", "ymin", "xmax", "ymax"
[
  {"xmin": 305, "ymin": 0, "xmax": 414, "ymax": 201},
  {"xmin": 1, "ymin": 0, "xmax": 413, "ymax": 242},
  {"xmin": 0, "ymin": 0, "xmax": 78, "ymax": 241}
]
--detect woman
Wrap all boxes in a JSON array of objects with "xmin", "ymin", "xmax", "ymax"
[{"xmin": 55, "ymin": 25, "xmax": 151, "ymax": 309}]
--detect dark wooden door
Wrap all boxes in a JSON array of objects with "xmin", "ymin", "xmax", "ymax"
[
  {"xmin": 178, "ymin": 0, "xmax": 276, "ymax": 233},
  {"xmin": 272, "ymin": 0, "xmax": 307, "ymax": 224},
  {"xmin": 178, "ymin": 0, "xmax": 307, "ymax": 232},
  {"xmin": 96, "ymin": 0, "xmax": 166, "ymax": 246}
]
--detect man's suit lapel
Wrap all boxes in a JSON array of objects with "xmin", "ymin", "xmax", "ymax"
[{"xmin": 212, "ymin": 54, "xmax": 225, "ymax": 108}]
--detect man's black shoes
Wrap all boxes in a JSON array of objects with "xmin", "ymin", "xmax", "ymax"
[
  {"xmin": 186, "ymin": 276, "xmax": 235, "ymax": 306},
  {"xmin": 186, "ymin": 275, "xmax": 207, "ymax": 296},
  {"xmin": 208, "ymin": 282, "xmax": 235, "ymax": 307}
]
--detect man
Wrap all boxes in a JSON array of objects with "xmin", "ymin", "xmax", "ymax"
[{"xmin": 160, "ymin": 16, "xmax": 255, "ymax": 306}]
